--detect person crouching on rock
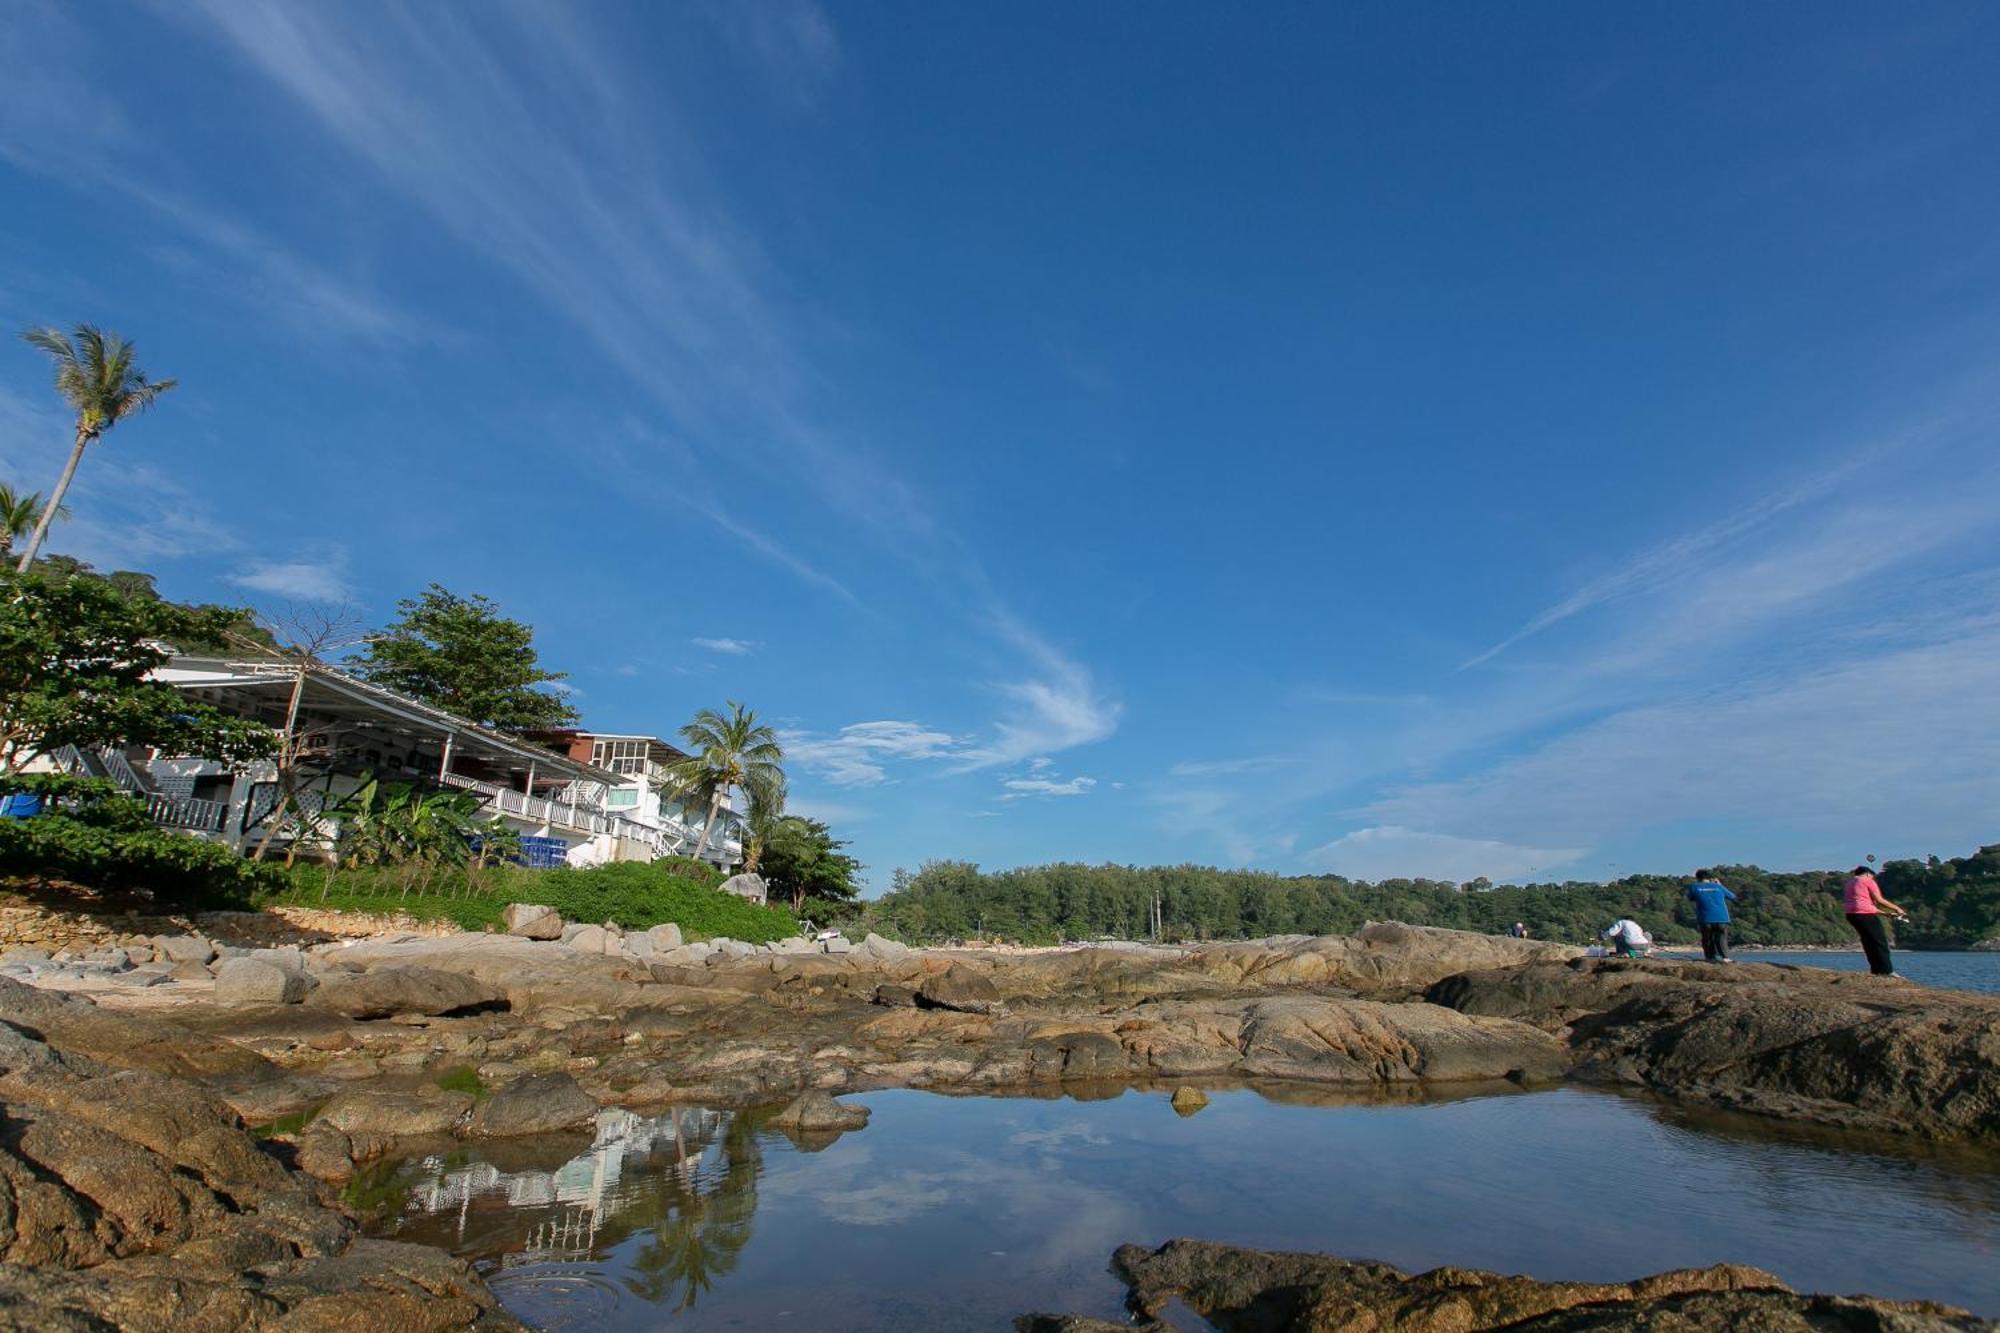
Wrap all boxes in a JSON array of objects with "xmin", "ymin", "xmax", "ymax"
[
  {"xmin": 1603, "ymin": 917, "xmax": 1651, "ymax": 958},
  {"xmin": 1685, "ymin": 869, "xmax": 1737, "ymax": 963},
  {"xmin": 1842, "ymin": 865, "xmax": 1910, "ymax": 977}
]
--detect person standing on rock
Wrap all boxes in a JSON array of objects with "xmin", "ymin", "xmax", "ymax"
[
  {"xmin": 1842, "ymin": 865, "xmax": 1910, "ymax": 977},
  {"xmin": 1685, "ymin": 870, "xmax": 1736, "ymax": 963}
]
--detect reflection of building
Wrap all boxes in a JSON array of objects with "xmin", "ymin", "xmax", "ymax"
[
  {"xmin": 393, "ymin": 1105, "xmax": 763, "ymax": 1313},
  {"xmin": 408, "ymin": 1107, "xmax": 729, "ymax": 1256}
]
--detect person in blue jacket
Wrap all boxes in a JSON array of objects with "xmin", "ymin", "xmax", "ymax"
[{"xmin": 1686, "ymin": 869, "xmax": 1737, "ymax": 962}]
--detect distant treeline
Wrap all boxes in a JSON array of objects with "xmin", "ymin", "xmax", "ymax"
[{"xmin": 860, "ymin": 844, "xmax": 2000, "ymax": 949}]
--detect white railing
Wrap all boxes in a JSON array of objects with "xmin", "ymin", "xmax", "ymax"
[{"xmin": 147, "ymin": 792, "xmax": 228, "ymax": 832}]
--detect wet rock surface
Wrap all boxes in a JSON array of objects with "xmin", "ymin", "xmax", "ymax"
[
  {"xmin": 0, "ymin": 985, "xmax": 520, "ymax": 1330},
  {"xmin": 1016, "ymin": 1239, "xmax": 1995, "ymax": 1331}
]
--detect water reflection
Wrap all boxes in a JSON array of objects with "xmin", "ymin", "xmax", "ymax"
[
  {"xmin": 393, "ymin": 1105, "xmax": 773, "ymax": 1318},
  {"xmin": 378, "ymin": 1085, "xmax": 2000, "ymax": 1331}
]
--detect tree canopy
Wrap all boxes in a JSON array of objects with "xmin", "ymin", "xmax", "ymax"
[
  {"xmin": 658, "ymin": 701, "xmax": 785, "ymax": 863},
  {"xmin": 353, "ymin": 583, "xmax": 578, "ymax": 731},
  {"xmin": 861, "ymin": 848, "xmax": 2000, "ymax": 949},
  {"xmin": 756, "ymin": 815, "xmax": 862, "ymax": 915},
  {"xmin": 0, "ymin": 568, "xmax": 274, "ymax": 773}
]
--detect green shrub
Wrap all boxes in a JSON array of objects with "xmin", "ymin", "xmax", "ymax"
[
  {"xmin": 0, "ymin": 773, "xmax": 282, "ymax": 909},
  {"xmin": 433, "ymin": 1065, "xmax": 488, "ymax": 1101},
  {"xmin": 266, "ymin": 858, "xmax": 796, "ymax": 942}
]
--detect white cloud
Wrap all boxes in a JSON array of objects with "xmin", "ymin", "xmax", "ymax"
[
  {"xmin": 783, "ymin": 720, "xmax": 962, "ymax": 787},
  {"xmin": 692, "ymin": 636, "xmax": 758, "ymax": 655},
  {"xmin": 1168, "ymin": 756, "xmax": 1287, "ymax": 778},
  {"xmin": 1304, "ymin": 827, "xmax": 1582, "ymax": 883},
  {"xmin": 953, "ymin": 609, "xmax": 1119, "ymax": 769},
  {"xmin": 230, "ymin": 557, "xmax": 354, "ymax": 603},
  {"xmin": 1367, "ymin": 619, "xmax": 2000, "ymax": 855},
  {"xmin": 1001, "ymin": 776, "xmax": 1096, "ymax": 800}
]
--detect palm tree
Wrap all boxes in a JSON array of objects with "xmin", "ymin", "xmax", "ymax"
[
  {"xmin": 0, "ymin": 483, "xmax": 68, "ymax": 562},
  {"xmin": 14, "ymin": 324, "xmax": 177, "ymax": 571},
  {"xmin": 657, "ymin": 701, "xmax": 784, "ymax": 864}
]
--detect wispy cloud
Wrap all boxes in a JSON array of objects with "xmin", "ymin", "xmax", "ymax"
[
  {"xmin": 692, "ymin": 636, "xmax": 759, "ymax": 656},
  {"xmin": 1304, "ymin": 827, "xmax": 1582, "ymax": 883},
  {"xmin": 1167, "ymin": 756, "xmax": 1288, "ymax": 778},
  {"xmin": 954, "ymin": 608, "xmax": 1119, "ymax": 769},
  {"xmin": 1001, "ymin": 775, "xmax": 1096, "ymax": 800},
  {"xmin": 230, "ymin": 555, "xmax": 355, "ymax": 603},
  {"xmin": 783, "ymin": 720, "xmax": 962, "ymax": 787}
]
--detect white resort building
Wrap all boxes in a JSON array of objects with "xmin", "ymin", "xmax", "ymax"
[{"xmin": 49, "ymin": 654, "xmax": 739, "ymax": 870}]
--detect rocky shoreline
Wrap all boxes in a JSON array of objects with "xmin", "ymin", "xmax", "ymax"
[{"xmin": 3, "ymin": 916, "xmax": 1996, "ymax": 1327}]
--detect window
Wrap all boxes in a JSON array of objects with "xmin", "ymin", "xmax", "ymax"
[
  {"xmin": 590, "ymin": 738, "xmax": 649, "ymax": 775},
  {"xmin": 606, "ymin": 788, "xmax": 639, "ymax": 808}
]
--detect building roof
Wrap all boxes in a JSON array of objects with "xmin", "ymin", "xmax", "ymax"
[{"xmin": 157, "ymin": 655, "xmax": 623, "ymax": 786}]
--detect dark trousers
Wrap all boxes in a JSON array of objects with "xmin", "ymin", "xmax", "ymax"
[
  {"xmin": 1847, "ymin": 913, "xmax": 1895, "ymax": 976},
  {"xmin": 1699, "ymin": 922, "xmax": 1729, "ymax": 961}
]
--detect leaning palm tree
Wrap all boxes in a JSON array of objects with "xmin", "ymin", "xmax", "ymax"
[
  {"xmin": 657, "ymin": 701, "xmax": 784, "ymax": 864},
  {"xmin": 0, "ymin": 483, "xmax": 68, "ymax": 562},
  {"xmin": 14, "ymin": 324, "xmax": 177, "ymax": 570}
]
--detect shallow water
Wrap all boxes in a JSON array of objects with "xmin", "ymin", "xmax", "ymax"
[
  {"xmin": 1711, "ymin": 949, "xmax": 2000, "ymax": 994},
  {"xmin": 377, "ymin": 1084, "xmax": 2000, "ymax": 1329}
]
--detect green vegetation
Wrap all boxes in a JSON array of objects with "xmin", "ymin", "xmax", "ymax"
[
  {"xmin": 354, "ymin": 583, "xmax": 578, "ymax": 730},
  {"xmin": 340, "ymin": 1160, "xmax": 414, "ymax": 1222},
  {"xmin": 0, "ymin": 482, "xmax": 67, "ymax": 563},
  {"xmin": 433, "ymin": 1065, "xmax": 489, "ymax": 1101},
  {"xmin": 0, "ymin": 568, "xmax": 275, "ymax": 774},
  {"xmin": 251, "ymin": 1103, "xmax": 325, "ymax": 1139},
  {"xmin": 754, "ymin": 815, "xmax": 863, "ymax": 918},
  {"xmin": 0, "ymin": 774, "xmax": 283, "ymax": 908},
  {"xmin": 14, "ymin": 324, "xmax": 176, "ymax": 570},
  {"xmin": 658, "ymin": 701, "xmax": 786, "ymax": 864},
  {"xmin": 263, "ymin": 858, "xmax": 799, "ymax": 941},
  {"xmin": 862, "ymin": 846, "xmax": 2000, "ymax": 949}
]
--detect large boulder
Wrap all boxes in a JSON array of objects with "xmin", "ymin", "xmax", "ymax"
[
  {"xmin": 502, "ymin": 902, "xmax": 562, "ymax": 940},
  {"xmin": 563, "ymin": 924, "xmax": 618, "ymax": 956},
  {"xmin": 468, "ymin": 1072, "xmax": 598, "ymax": 1137},
  {"xmin": 1015, "ymin": 1239, "xmax": 1988, "ymax": 1332},
  {"xmin": 153, "ymin": 934, "xmax": 217, "ymax": 966},
  {"xmin": 317, "ymin": 1089, "xmax": 473, "ymax": 1138},
  {"xmin": 312, "ymin": 966, "xmax": 506, "ymax": 1020},
  {"xmin": 647, "ymin": 922, "xmax": 684, "ymax": 951},
  {"xmin": 860, "ymin": 932, "xmax": 910, "ymax": 960},
  {"xmin": 718, "ymin": 872, "xmax": 769, "ymax": 904},
  {"xmin": 212, "ymin": 957, "xmax": 312, "ymax": 1006},
  {"xmin": 919, "ymin": 966, "xmax": 1005, "ymax": 1015}
]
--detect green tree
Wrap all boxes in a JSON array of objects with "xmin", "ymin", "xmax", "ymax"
[
  {"xmin": 15, "ymin": 325, "xmax": 177, "ymax": 570},
  {"xmin": 0, "ymin": 483, "xmax": 68, "ymax": 562},
  {"xmin": 353, "ymin": 584, "xmax": 578, "ymax": 730},
  {"xmin": 0, "ymin": 569, "xmax": 274, "ymax": 774},
  {"xmin": 657, "ymin": 701, "xmax": 784, "ymax": 864},
  {"xmin": 758, "ymin": 815, "xmax": 863, "ymax": 915}
]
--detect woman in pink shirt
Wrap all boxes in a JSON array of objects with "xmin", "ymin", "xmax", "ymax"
[{"xmin": 1842, "ymin": 866, "xmax": 1910, "ymax": 977}]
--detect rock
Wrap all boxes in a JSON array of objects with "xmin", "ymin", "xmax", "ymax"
[
  {"xmin": 919, "ymin": 966, "xmax": 1006, "ymax": 1014},
  {"xmin": 622, "ymin": 931, "xmax": 656, "ymax": 960},
  {"xmin": 317, "ymin": 1089, "xmax": 473, "ymax": 1138},
  {"xmin": 503, "ymin": 902, "xmax": 563, "ymax": 939},
  {"xmin": 821, "ymin": 936, "xmax": 852, "ymax": 955},
  {"xmin": 211, "ymin": 957, "xmax": 311, "ymax": 1006},
  {"xmin": 658, "ymin": 942, "xmax": 717, "ymax": 967},
  {"xmin": 860, "ymin": 932, "xmax": 910, "ymax": 959},
  {"xmin": 312, "ymin": 966, "xmax": 506, "ymax": 1020},
  {"xmin": 249, "ymin": 945, "xmax": 308, "ymax": 973},
  {"xmin": 1020, "ymin": 1239, "xmax": 1992, "ymax": 1332},
  {"xmin": 123, "ymin": 944, "xmax": 154, "ymax": 965},
  {"xmin": 1170, "ymin": 1086, "xmax": 1209, "ymax": 1116},
  {"xmin": 767, "ymin": 1089, "xmax": 871, "ymax": 1131},
  {"xmin": 468, "ymin": 1072, "xmax": 598, "ymax": 1137},
  {"xmin": 873, "ymin": 983, "xmax": 921, "ymax": 1008},
  {"xmin": 718, "ymin": 872, "xmax": 769, "ymax": 904},
  {"xmin": 559, "ymin": 922, "xmax": 589, "ymax": 944},
  {"xmin": 647, "ymin": 922, "xmax": 684, "ymax": 951},
  {"xmin": 714, "ymin": 939, "xmax": 755, "ymax": 960},
  {"xmin": 153, "ymin": 934, "xmax": 217, "ymax": 965},
  {"xmin": 565, "ymin": 924, "xmax": 618, "ymax": 956}
]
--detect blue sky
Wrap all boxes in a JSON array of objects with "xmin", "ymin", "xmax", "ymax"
[{"xmin": 4, "ymin": 3, "xmax": 1999, "ymax": 889}]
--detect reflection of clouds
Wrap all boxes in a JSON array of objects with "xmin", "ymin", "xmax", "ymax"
[
  {"xmin": 1008, "ymin": 1120, "xmax": 1110, "ymax": 1151},
  {"xmin": 760, "ymin": 1134, "xmax": 1141, "ymax": 1263}
]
